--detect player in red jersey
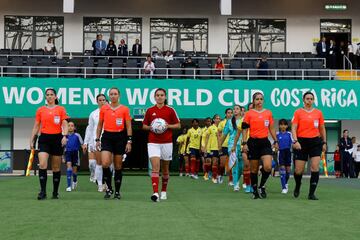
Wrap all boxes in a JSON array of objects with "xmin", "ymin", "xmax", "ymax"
[
  {"xmin": 292, "ymin": 91, "xmax": 326, "ymax": 200},
  {"xmin": 142, "ymin": 88, "xmax": 181, "ymax": 202},
  {"xmin": 30, "ymin": 88, "xmax": 69, "ymax": 200}
]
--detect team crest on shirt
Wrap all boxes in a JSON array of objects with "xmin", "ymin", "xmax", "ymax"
[{"xmin": 314, "ymin": 120, "xmax": 319, "ymax": 128}]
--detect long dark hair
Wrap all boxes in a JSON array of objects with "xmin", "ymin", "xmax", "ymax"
[
  {"xmin": 96, "ymin": 93, "xmax": 107, "ymax": 101},
  {"xmin": 155, "ymin": 88, "xmax": 168, "ymax": 105},
  {"xmin": 45, "ymin": 88, "xmax": 59, "ymax": 105},
  {"xmin": 231, "ymin": 105, "xmax": 241, "ymax": 130},
  {"xmin": 212, "ymin": 114, "xmax": 219, "ymax": 124}
]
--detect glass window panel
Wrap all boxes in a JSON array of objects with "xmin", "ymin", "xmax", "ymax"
[
  {"xmin": 35, "ymin": 33, "xmax": 63, "ymax": 51},
  {"xmin": 181, "ymin": 33, "xmax": 194, "ymax": 51},
  {"xmin": 164, "ymin": 33, "xmax": 177, "ymax": 52},
  {"xmin": 193, "ymin": 34, "xmax": 207, "ymax": 52},
  {"xmin": 113, "ymin": 18, "xmax": 141, "ymax": 32},
  {"xmin": 320, "ymin": 19, "xmax": 351, "ymax": 33},
  {"xmin": 257, "ymin": 19, "xmax": 286, "ymax": 34},
  {"xmin": 114, "ymin": 33, "xmax": 127, "ymax": 46},
  {"xmin": 228, "ymin": 19, "xmax": 256, "ymax": 34},
  {"xmin": 271, "ymin": 35, "xmax": 285, "ymax": 52},
  {"xmin": 34, "ymin": 16, "xmax": 64, "ymax": 32},
  {"xmin": 5, "ymin": 16, "xmax": 33, "ymax": 31},
  {"xmin": 258, "ymin": 34, "xmax": 271, "ymax": 52},
  {"xmin": 83, "ymin": 17, "xmax": 111, "ymax": 32},
  {"xmin": 5, "ymin": 31, "xmax": 32, "ymax": 49},
  {"xmin": 151, "ymin": 33, "xmax": 164, "ymax": 52},
  {"xmin": 127, "ymin": 33, "xmax": 141, "ymax": 47}
]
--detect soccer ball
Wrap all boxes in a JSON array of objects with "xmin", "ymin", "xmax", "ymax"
[{"xmin": 150, "ymin": 118, "xmax": 167, "ymax": 134}]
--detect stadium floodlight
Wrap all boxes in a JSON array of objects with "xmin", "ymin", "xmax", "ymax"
[
  {"xmin": 220, "ymin": 0, "xmax": 232, "ymax": 15},
  {"xmin": 63, "ymin": 0, "xmax": 75, "ymax": 13}
]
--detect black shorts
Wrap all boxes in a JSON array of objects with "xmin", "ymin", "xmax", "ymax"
[
  {"xmin": 65, "ymin": 151, "xmax": 79, "ymax": 166},
  {"xmin": 38, "ymin": 133, "xmax": 63, "ymax": 156},
  {"xmin": 101, "ymin": 131, "xmax": 127, "ymax": 155},
  {"xmin": 189, "ymin": 148, "xmax": 201, "ymax": 158},
  {"xmin": 247, "ymin": 137, "xmax": 273, "ymax": 160},
  {"xmin": 334, "ymin": 161, "xmax": 341, "ymax": 171},
  {"xmin": 279, "ymin": 148, "xmax": 292, "ymax": 166},
  {"xmin": 220, "ymin": 147, "xmax": 228, "ymax": 157},
  {"xmin": 293, "ymin": 137, "xmax": 322, "ymax": 161}
]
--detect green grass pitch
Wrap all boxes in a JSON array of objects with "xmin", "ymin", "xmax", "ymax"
[{"xmin": 0, "ymin": 175, "xmax": 359, "ymax": 240}]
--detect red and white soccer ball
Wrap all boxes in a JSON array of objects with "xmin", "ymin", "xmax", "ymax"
[{"xmin": 150, "ymin": 118, "xmax": 167, "ymax": 134}]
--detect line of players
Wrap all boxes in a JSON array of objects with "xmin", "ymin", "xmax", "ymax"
[{"xmin": 176, "ymin": 92, "xmax": 326, "ymax": 200}]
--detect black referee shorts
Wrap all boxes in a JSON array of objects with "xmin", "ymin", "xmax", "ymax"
[
  {"xmin": 293, "ymin": 137, "xmax": 322, "ymax": 161},
  {"xmin": 101, "ymin": 131, "xmax": 127, "ymax": 155},
  {"xmin": 247, "ymin": 137, "xmax": 273, "ymax": 160},
  {"xmin": 38, "ymin": 133, "xmax": 63, "ymax": 156}
]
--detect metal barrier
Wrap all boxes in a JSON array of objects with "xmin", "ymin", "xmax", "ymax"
[{"xmin": 1, "ymin": 65, "xmax": 359, "ymax": 80}]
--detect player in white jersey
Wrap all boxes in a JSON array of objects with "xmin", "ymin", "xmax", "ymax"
[{"xmin": 84, "ymin": 93, "xmax": 107, "ymax": 192}]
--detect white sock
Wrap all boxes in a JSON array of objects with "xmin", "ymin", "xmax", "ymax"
[
  {"xmin": 89, "ymin": 159, "xmax": 96, "ymax": 178},
  {"xmin": 95, "ymin": 164, "xmax": 103, "ymax": 185}
]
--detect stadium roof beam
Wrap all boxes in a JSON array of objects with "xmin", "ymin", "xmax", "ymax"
[{"xmin": 220, "ymin": 0, "xmax": 232, "ymax": 15}]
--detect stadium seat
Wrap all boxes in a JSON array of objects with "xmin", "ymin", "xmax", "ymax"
[
  {"xmin": 7, "ymin": 57, "xmax": 24, "ymax": 77},
  {"xmin": 230, "ymin": 60, "xmax": 244, "ymax": 78},
  {"xmin": 125, "ymin": 59, "xmax": 139, "ymax": 78},
  {"xmin": 276, "ymin": 60, "xmax": 289, "ymax": 80},
  {"xmin": 65, "ymin": 58, "xmax": 81, "ymax": 78},
  {"xmin": 0, "ymin": 56, "xmax": 8, "ymax": 76},
  {"xmin": 197, "ymin": 59, "xmax": 211, "ymax": 78},
  {"xmin": 111, "ymin": 59, "xmax": 124, "ymax": 78},
  {"xmin": 94, "ymin": 59, "xmax": 109, "ymax": 78},
  {"xmin": 37, "ymin": 58, "xmax": 53, "ymax": 77},
  {"xmin": 169, "ymin": 60, "xmax": 183, "ymax": 78},
  {"xmin": 82, "ymin": 58, "xmax": 95, "ymax": 78},
  {"xmin": 154, "ymin": 59, "xmax": 167, "ymax": 78},
  {"xmin": 0, "ymin": 49, "xmax": 10, "ymax": 55}
]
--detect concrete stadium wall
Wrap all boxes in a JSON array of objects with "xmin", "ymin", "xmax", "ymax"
[{"xmin": 0, "ymin": 0, "xmax": 359, "ymax": 54}]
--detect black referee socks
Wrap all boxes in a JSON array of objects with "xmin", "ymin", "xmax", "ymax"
[
  {"xmin": 250, "ymin": 172, "xmax": 258, "ymax": 190},
  {"xmin": 259, "ymin": 170, "xmax": 271, "ymax": 188},
  {"xmin": 114, "ymin": 170, "xmax": 123, "ymax": 193},
  {"xmin": 309, "ymin": 171, "xmax": 319, "ymax": 196},
  {"xmin": 39, "ymin": 169, "xmax": 47, "ymax": 193},
  {"xmin": 52, "ymin": 171, "xmax": 61, "ymax": 194},
  {"xmin": 103, "ymin": 167, "xmax": 112, "ymax": 191},
  {"xmin": 294, "ymin": 173, "xmax": 302, "ymax": 191}
]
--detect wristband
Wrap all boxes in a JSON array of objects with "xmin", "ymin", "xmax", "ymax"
[
  {"xmin": 322, "ymin": 141, "xmax": 327, "ymax": 145},
  {"xmin": 293, "ymin": 140, "xmax": 298, "ymax": 144},
  {"xmin": 241, "ymin": 141, "xmax": 247, "ymax": 146},
  {"xmin": 273, "ymin": 140, "xmax": 278, "ymax": 144},
  {"xmin": 95, "ymin": 138, "xmax": 100, "ymax": 142},
  {"xmin": 63, "ymin": 135, "xmax": 68, "ymax": 139}
]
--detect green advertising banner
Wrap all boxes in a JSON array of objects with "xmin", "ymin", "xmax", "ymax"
[{"xmin": 0, "ymin": 77, "xmax": 359, "ymax": 119}]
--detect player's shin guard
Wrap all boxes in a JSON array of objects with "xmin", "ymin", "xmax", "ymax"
[
  {"xmin": 195, "ymin": 160, "xmax": 200, "ymax": 175},
  {"xmin": 114, "ymin": 170, "xmax": 123, "ymax": 193},
  {"xmin": 53, "ymin": 171, "xmax": 61, "ymax": 194},
  {"xmin": 103, "ymin": 167, "xmax": 112, "ymax": 191},
  {"xmin": 243, "ymin": 170, "xmax": 251, "ymax": 186},
  {"xmin": 66, "ymin": 168, "xmax": 72, "ymax": 188},
  {"xmin": 280, "ymin": 167, "xmax": 286, "ymax": 189},
  {"xmin": 250, "ymin": 172, "xmax": 258, "ymax": 190},
  {"xmin": 95, "ymin": 164, "xmax": 103, "ymax": 185},
  {"xmin": 309, "ymin": 171, "xmax": 319, "ymax": 196},
  {"xmin": 259, "ymin": 170, "xmax": 271, "ymax": 188},
  {"xmin": 151, "ymin": 172, "xmax": 159, "ymax": 193},
  {"xmin": 39, "ymin": 169, "xmax": 47, "ymax": 193},
  {"xmin": 161, "ymin": 174, "xmax": 169, "ymax": 192},
  {"xmin": 190, "ymin": 157, "xmax": 196, "ymax": 175}
]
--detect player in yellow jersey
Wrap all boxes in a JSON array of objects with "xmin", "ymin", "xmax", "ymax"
[
  {"xmin": 218, "ymin": 108, "xmax": 233, "ymax": 184},
  {"xmin": 201, "ymin": 117, "xmax": 212, "ymax": 180},
  {"xmin": 203, "ymin": 114, "xmax": 221, "ymax": 184},
  {"xmin": 185, "ymin": 119, "xmax": 202, "ymax": 179},
  {"xmin": 176, "ymin": 127, "xmax": 188, "ymax": 177}
]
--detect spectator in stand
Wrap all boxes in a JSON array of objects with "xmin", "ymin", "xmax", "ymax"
[
  {"xmin": 44, "ymin": 37, "xmax": 57, "ymax": 54},
  {"xmin": 352, "ymin": 144, "xmax": 360, "ymax": 178},
  {"xmin": 164, "ymin": 51, "xmax": 174, "ymax": 62},
  {"xmin": 143, "ymin": 55, "xmax": 155, "ymax": 78},
  {"xmin": 339, "ymin": 129, "xmax": 353, "ymax": 178},
  {"xmin": 357, "ymin": 43, "xmax": 360, "ymax": 69},
  {"xmin": 316, "ymin": 37, "xmax": 328, "ymax": 58},
  {"xmin": 106, "ymin": 39, "xmax": 117, "ymax": 56},
  {"xmin": 256, "ymin": 56, "xmax": 269, "ymax": 78},
  {"xmin": 93, "ymin": 34, "xmax": 107, "ymax": 56},
  {"xmin": 214, "ymin": 56, "xmax": 225, "ymax": 75},
  {"xmin": 334, "ymin": 144, "xmax": 341, "ymax": 178},
  {"xmin": 350, "ymin": 136, "xmax": 358, "ymax": 178},
  {"xmin": 328, "ymin": 39, "xmax": 337, "ymax": 69},
  {"xmin": 348, "ymin": 41, "xmax": 358, "ymax": 69},
  {"xmin": 132, "ymin": 39, "xmax": 142, "ymax": 56},
  {"xmin": 118, "ymin": 39, "xmax": 128, "ymax": 57},
  {"xmin": 182, "ymin": 56, "xmax": 196, "ymax": 68}
]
